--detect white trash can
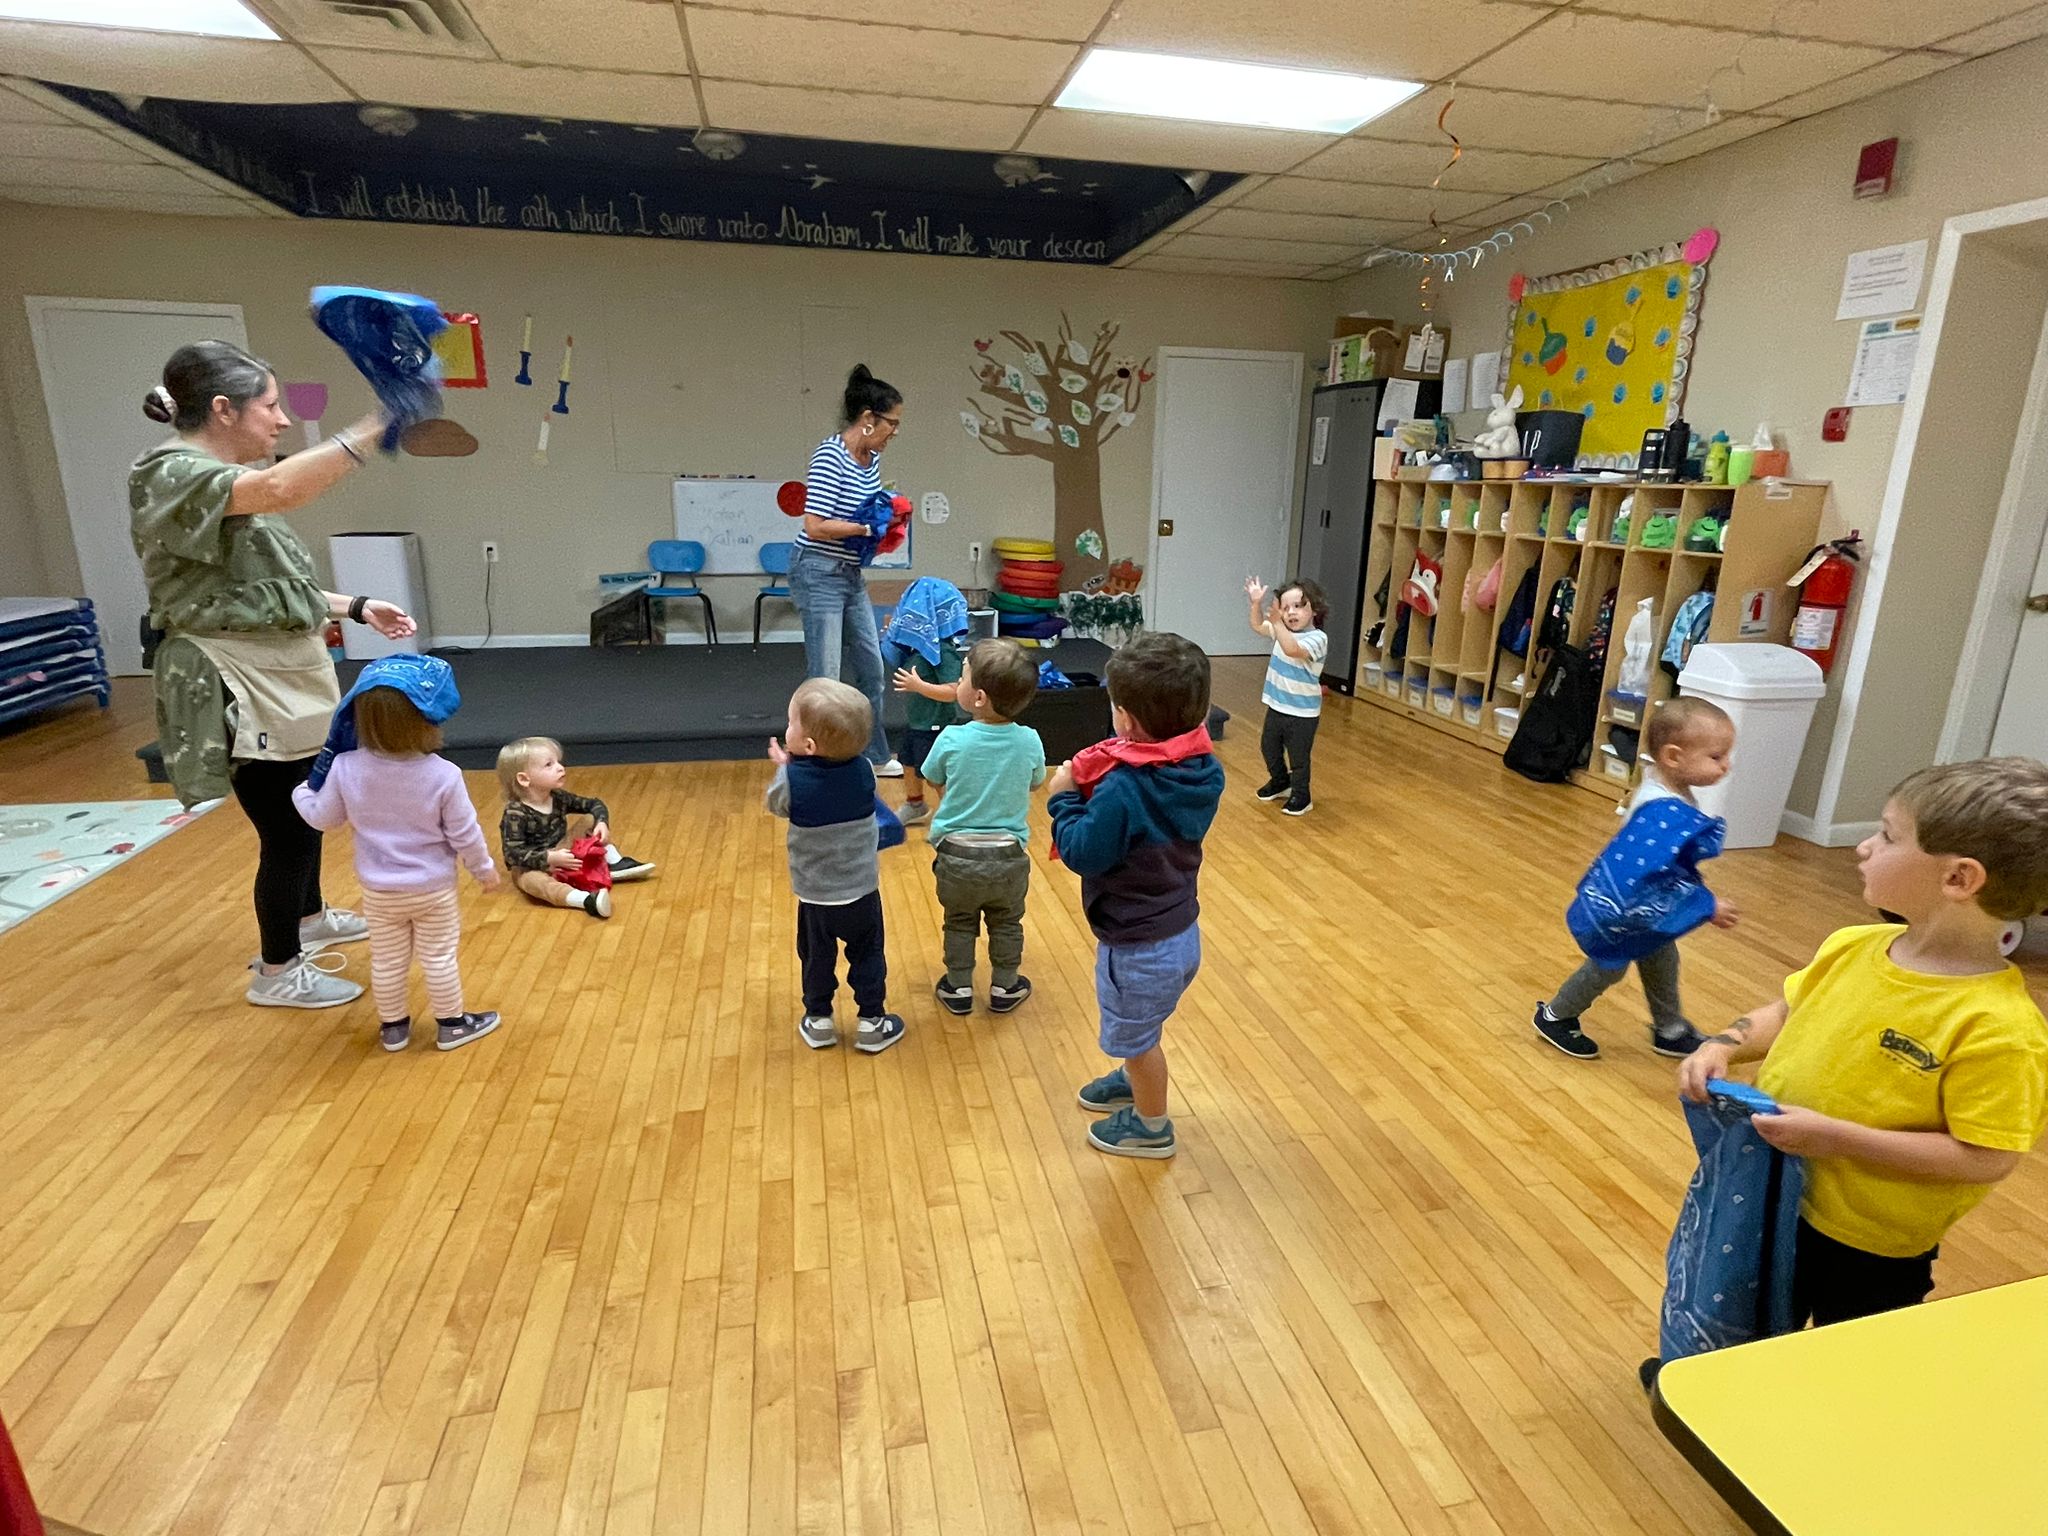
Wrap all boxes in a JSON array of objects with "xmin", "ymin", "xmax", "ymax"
[
  {"xmin": 1677, "ymin": 643, "xmax": 1826, "ymax": 850},
  {"xmin": 329, "ymin": 532, "xmax": 431, "ymax": 658}
]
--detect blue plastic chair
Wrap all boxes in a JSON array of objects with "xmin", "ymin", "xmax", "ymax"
[
  {"xmin": 754, "ymin": 541, "xmax": 794, "ymax": 645},
  {"xmin": 647, "ymin": 540, "xmax": 716, "ymax": 645}
]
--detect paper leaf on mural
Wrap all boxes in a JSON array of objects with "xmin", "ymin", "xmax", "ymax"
[
  {"xmin": 1071, "ymin": 401, "xmax": 1093, "ymax": 426},
  {"xmin": 1066, "ymin": 339, "xmax": 1090, "ymax": 365},
  {"xmin": 959, "ymin": 410, "xmax": 982, "ymax": 438},
  {"xmin": 1118, "ymin": 412, "xmax": 1135, "ymax": 428},
  {"xmin": 1097, "ymin": 390, "xmax": 1124, "ymax": 413},
  {"xmin": 1030, "ymin": 415, "xmax": 1051, "ymax": 433},
  {"xmin": 1021, "ymin": 353, "xmax": 1048, "ymax": 377},
  {"xmin": 1057, "ymin": 424, "xmax": 1081, "ymax": 448},
  {"xmin": 1059, "ymin": 370, "xmax": 1088, "ymax": 395},
  {"xmin": 1023, "ymin": 388, "xmax": 1048, "ymax": 414},
  {"xmin": 1003, "ymin": 365, "xmax": 1025, "ymax": 393}
]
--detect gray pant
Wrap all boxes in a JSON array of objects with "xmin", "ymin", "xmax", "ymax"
[
  {"xmin": 933, "ymin": 840, "xmax": 1029, "ymax": 988},
  {"xmin": 1550, "ymin": 942, "xmax": 1688, "ymax": 1036}
]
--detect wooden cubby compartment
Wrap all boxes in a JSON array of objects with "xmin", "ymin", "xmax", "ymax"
[{"xmin": 1352, "ymin": 474, "xmax": 1828, "ymax": 801}]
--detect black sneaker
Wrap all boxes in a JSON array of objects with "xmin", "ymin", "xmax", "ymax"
[
  {"xmin": 436, "ymin": 1011, "xmax": 501, "ymax": 1051},
  {"xmin": 988, "ymin": 975, "xmax": 1032, "ymax": 1014},
  {"xmin": 607, "ymin": 852, "xmax": 657, "ymax": 881},
  {"xmin": 582, "ymin": 889, "xmax": 612, "ymax": 920},
  {"xmin": 1283, "ymin": 795, "xmax": 1312, "ymax": 817},
  {"xmin": 1254, "ymin": 777, "xmax": 1290, "ymax": 802},
  {"xmin": 1651, "ymin": 1022, "xmax": 1710, "ymax": 1058},
  {"xmin": 1533, "ymin": 1002, "xmax": 1600, "ymax": 1059},
  {"xmin": 379, "ymin": 1017, "xmax": 411, "ymax": 1053},
  {"xmin": 1638, "ymin": 1357, "xmax": 1662, "ymax": 1398},
  {"xmin": 934, "ymin": 978, "xmax": 973, "ymax": 1016}
]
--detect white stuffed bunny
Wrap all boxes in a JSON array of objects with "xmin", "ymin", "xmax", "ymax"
[{"xmin": 1473, "ymin": 385, "xmax": 1523, "ymax": 458}]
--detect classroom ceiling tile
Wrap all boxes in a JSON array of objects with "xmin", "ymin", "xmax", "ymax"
[
  {"xmin": 1292, "ymin": 137, "xmax": 1600, "ymax": 194},
  {"xmin": 316, "ymin": 52, "xmax": 700, "ymax": 126},
  {"xmin": 684, "ymin": 0, "xmax": 1110, "ymax": 43},
  {"xmin": 1196, "ymin": 205, "xmax": 1420, "ymax": 245},
  {"xmin": 1232, "ymin": 177, "xmax": 1398, "ymax": 215},
  {"xmin": 0, "ymin": 156, "xmax": 210, "ymax": 191},
  {"xmin": 1637, "ymin": 112, "xmax": 1785, "ymax": 163},
  {"xmin": 1758, "ymin": 52, "xmax": 1960, "ymax": 117},
  {"xmin": 462, "ymin": 0, "xmax": 690, "ymax": 72},
  {"xmin": 1015, "ymin": 110, "xmax": 1332, "ymax": 173},
  {"xmin": 0, "ymin": 185, "xmax": 255, "ymax": 215},
  {"xmin": 1463, "ymin": 12, "xmax": 1887, "ymax": 112},
  {"xmin": 688, "ymin": 10, "xmax": 1076, "ymax": 104},
  {"xmin": 1166, "ymin": 231, "xmax": 1367, "ymax": 264},
  {"xmin": 1129, "ymin": 254, "xmax": 1325, "ymax": 279},
  {"xmin": 1576, "ymin": 1, "xmax": 2042, "ymax": 52},
  {"xmin": 1930, "ymin": 4, "xmax": 2048, "ymax": 55},
  {"xmin": 1098, "ymin": 0, "xmax": 1550, "ymax": 82},
  {"xmin": 699, "ymin": 82, "xmax": 1030, "ymax": 152},
  {"xmin": 0, "ymin": 22, "xmax": 343, "ymax": 102},
  {"xmin": 1350, "ymin": 86, "xmax": 1667, "ymax": 159},
  {"xmin": 260, "ymin": 0, "xmax": 489, "ymax": 55}
]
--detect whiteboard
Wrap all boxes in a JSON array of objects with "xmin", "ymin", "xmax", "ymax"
[{"xmin": 671, "ymin": 477, "xmax": 911, "ymax": 573}]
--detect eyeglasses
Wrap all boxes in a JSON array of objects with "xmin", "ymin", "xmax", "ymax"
[{"xmin": 876, "ymin": 415, "xmax": 904, "ymax": 430}]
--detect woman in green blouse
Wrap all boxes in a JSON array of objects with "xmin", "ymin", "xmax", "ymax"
[{"xmin": 131, "ymin": 340, "xmax": 417, "ymax": 1010}]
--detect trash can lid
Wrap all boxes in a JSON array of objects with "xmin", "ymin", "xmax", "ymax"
[{"xmin": 1677, "ymin": 643, "xmax": 1826, "ymax": 701}]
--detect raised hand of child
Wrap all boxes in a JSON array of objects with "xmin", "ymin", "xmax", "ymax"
[
  {"xmin": 591, "ymin": 820, "xmax": 610, "ymax": 845},
  {"xmin": 1677, "ymin": 1040, "xmax": 1733, "ymax": 1102},
  {"xmin": 1045, "ymin": 761, "xmax": 1075, "ymax": 799},
  {"xmin": 1244, "ymin": 576, "xmax": 1268, "ymax": 607},
  {"xmin": 1710, "ymin": 897, "xmax": 1741, "ymax": 929},
  {"xmin": 767, "ymin": 736, "xmax": 790, "ymax": 766},
  {"xmin": 546, "ymin": 848, "xmax": 579, "ymax": 872}
]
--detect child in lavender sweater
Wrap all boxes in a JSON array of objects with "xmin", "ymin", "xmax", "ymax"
[{"xmin": 293, "ymin": 660, "xmax": 501, "ymax": 1052}]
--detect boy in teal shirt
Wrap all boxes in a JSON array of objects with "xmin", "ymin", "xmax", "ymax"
[
  {"xmin": 889, "ymin": 640, "xmax": 965, "ymax": 826},
  {"xmin": 920, "ymin": 639, "xmax": 1047, "ymax": 1015}
]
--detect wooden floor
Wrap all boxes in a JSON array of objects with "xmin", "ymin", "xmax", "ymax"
[{"xmin": 2, "ymin": 664, "xmax": 2042, "ymax": 1536}]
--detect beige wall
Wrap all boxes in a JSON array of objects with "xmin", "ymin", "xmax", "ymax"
[
  {"xmin": 0, "ymin": 374, "xmax": 49, "ymax": 595},
  {"xmin": 1339, "ymin": 37, "xmax": 2048, "ymax": 827},
  {"xmin": 0, "ymin": 207, "xmax": 1331, "ymax": 639}
]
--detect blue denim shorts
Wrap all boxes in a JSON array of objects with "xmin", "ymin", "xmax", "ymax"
[{"xmin": 1095, "ymin": 925, "xmax": 1202, "ymax": 1058}]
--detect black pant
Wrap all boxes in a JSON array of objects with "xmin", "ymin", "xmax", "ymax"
[
  {"xmin": 797, "ymin": 893, "xmax": 886, "ymax": 1017},
  {"xmin": 229, "ymin": 755, "xmax": 325, "ymax": 965},
  {"xmin": 1260, "ymin": 707, "xmax": 1319, "ymax": 802},
  {"xmin": 1792, "ymin": 1219, "xmax": 1936, "ymax": 1328}
]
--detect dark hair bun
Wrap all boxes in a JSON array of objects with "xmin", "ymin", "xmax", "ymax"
[
  {"xmin": 142, "ymin": 385, "xmax": 176, "ymax": 424},
  {"xmin": 842, "ymin": 362, "xmax": 902, "ymax": 426}
]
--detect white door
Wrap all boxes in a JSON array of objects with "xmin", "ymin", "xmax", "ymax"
[
  {"xmin": 1989, "ymin": 515, "xmax": 2048, "ymax": 758},
  {"xmin": 1148, "ymin": 348, "xmax": 1303, "ymax": 655},
  {"xmin": 26, "ymin": 299, "xmax": 249, "ymax": 674}
]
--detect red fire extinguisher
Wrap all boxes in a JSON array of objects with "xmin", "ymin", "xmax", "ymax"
[{"xmin": 1789, "ymin": 533, "xmax": 1862, "ymax": 675}]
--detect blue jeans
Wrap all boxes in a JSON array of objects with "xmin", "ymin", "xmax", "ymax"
[{"xmin": 789, "ymin": 546, "xmax": 891, "ymax": 764}]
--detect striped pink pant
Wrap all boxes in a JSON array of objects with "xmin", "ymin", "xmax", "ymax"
[{"xmin": 361, "ymin": 886, "xmax": 465, "ymax": 1023}]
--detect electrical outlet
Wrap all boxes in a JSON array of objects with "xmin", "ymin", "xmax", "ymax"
[
  {"xmin": 482, "ymin": 541, "xmax": 500, "ymax": 564},
  {"xmin": 968, "ymin": 540, "xmax": 983, "ymax": 566}
]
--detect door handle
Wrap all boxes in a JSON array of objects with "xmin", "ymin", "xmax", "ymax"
[
  {"xmin": 2028, "ymin": 593, "xmax": 2048, "ymax": 614},
  {"xmin": 1158, "ymin": 519, "xmax": 1174, "ymax": 537}
]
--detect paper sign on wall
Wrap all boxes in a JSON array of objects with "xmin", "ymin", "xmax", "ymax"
[
  {"xmin": 1440, "ymin": 357, "xmax": 1469, "ymax": 415},
  {"xmin": 1470, "ymin": 350, "xmax": 1502, "ymax": 402},
  {"xmin": 1376, "ymin": 378, "xmax": 1420, "ymax": 430},
  {"xmin": 1737, "ymin": 588, "xmax": 1773, "ymax": 638},
  {"xmin": 1837, "ymin": 240, "xmax": 1927, "ymax": 321},
  {"xmin": 1310, "ymin": 415, "xmax": 1330, "ymax": 466},
  {"xmin": 1845, "ymin": 314, "xmax": 1921, "ymax": 406}
]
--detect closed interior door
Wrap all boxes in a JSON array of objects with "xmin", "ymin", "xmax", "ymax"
[
  {"xmin": 1989, "ymin": 512, "xmax": 2048, "ymax": 758},
  {"xmin": 1149, "ymin": 350, "xmax": 1303, "ymax": 655},
  {"xmin": 28, "ymin": 300, "xmax": 248, "ymax": 674}
]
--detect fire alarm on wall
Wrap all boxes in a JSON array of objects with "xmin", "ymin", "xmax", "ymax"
[{"xmin": 1855, "ymin": 138, "xmax": 1898, "ymax": 199}]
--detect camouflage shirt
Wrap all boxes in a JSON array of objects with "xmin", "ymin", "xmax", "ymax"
[{"xmin": 131, "ymin": 442, "xmax": 332, "ymax": 805}]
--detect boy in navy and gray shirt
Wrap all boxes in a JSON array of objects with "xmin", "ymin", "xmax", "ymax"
[
  {"xmin": 1047, "ymin": 632, "xmax": 1225, "ymax": 1159},
  {"xmin": 767, "ymin": 677, "xmax": 906, "ymax": 1054}
]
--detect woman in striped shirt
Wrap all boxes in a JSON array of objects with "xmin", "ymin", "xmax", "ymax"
[{"xmin": 790, "ymin": 364, "xmax": 907, "ymax": 773}]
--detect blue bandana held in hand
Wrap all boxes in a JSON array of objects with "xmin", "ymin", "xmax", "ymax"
[
  {"xmin": 881, "ymin": 577, "xmax": 969, "ymax": 666},
  {"xmin": 308, "ymin": 654, "xmax": 462, "ymax": 789},
  {"xmin": 310, "ymin": 286, "xmax": 447, "ymax": 452}
]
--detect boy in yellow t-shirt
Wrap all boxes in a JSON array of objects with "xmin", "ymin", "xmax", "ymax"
[{"xmin": 1680, "ymin": 757, "xmax": 2048, "ymax": 1328}]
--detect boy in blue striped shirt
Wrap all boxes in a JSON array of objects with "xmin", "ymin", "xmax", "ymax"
[{"xmin": 1246, "ymin": 576, "xmax": 1329, "ymax": 817}]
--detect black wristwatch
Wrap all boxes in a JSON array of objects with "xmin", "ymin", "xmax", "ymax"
[{"xmin": 348, "ymin": 594, "xmax": 371, "ymax": 624}]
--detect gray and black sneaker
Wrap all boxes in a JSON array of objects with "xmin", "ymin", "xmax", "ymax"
[
  {"xmin": 379, "ymin": 1018, "xmax": 411, "ymax": 1052},
  {"xmin": 1533, "ymin": 1001, "xmax": 1600, "ymax": 1060},
  {"xmin": 1283, "ymin": 795, "xmax": 1313, "ymax": 817},
  {"xmin": 1254, "ymin": 778, "xmax": 1290, "ymax": 802},
  {"xmin": 436, "ymin": 1011, "xmax": 500, "ymax": 1051},
  {"xmin": 988, "ymin": 975, "xmax": 1032, "ymax": 1014},
  {"xmin": 934, "ymin": 978, "xmax": 973, "ymax": 1016},
  {"xmin": 1651, "ymin": 1022, "xmax": 1710, "ymax": 1059},
  {"xmin": 854, "ymin": 1012, "xmax": 906, "ymax": 1054},
  {"xmin": 798, "ymin": 1013, "xmax": 838, "ymax": 1050}
]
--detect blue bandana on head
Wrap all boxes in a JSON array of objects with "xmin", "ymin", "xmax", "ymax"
[
  {"xmin": 311, "ymin": 286, "xmax": 447, "ymax": 452},
  {"xmin": 881, "ymin": 577, "xmax": 969, "ymax": 666},
  {"xmin": 308, "ymin": 654, "xmax": 462, "ymax": 789}
]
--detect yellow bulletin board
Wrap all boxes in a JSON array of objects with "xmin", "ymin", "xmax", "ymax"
[{"xmin": 1500, "ymin": 228, "xmax": 1718, "ymax": 468}]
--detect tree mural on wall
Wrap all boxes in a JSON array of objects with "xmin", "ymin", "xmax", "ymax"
[{"xmin": 961, "ymin": 312, "xmax": 1152, "ymax": 591}]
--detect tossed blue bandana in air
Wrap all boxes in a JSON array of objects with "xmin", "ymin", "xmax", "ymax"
[{"xmin": 311, "ymin": 286, "xmax": 447, "ymax": 452}]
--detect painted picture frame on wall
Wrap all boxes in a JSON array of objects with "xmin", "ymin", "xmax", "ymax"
[
  {"xmin": 1500, "ymin": 228, "xmax": 1717, "ymax": 469},
  {"xmin": 432, "ymin": 312, "xmax": 488, "ymax": 388}
]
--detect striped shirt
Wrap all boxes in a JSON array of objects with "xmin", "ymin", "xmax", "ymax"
[
  {"xmin": 795, "ymin": 433, "xmax": 883, "ymax": 565},
  {"xmin": 1261, "ymin": 623, "xmax": 1328, "ymax": 717}
]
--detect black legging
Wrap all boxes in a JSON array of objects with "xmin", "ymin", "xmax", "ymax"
[{"xmin": 229, "ymin": 755, "xmax": 325, "ymax": 964}]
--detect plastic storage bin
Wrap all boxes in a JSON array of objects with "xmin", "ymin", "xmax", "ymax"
[
  {"xmin": 1677, "ymin": 643, "xmax": 1827, "ymax": 849},
  {"xmin": 1459, "ymin": 692, "xmax": 1484, "ymax": 726},
  {"xmin": 1493, "ymin": 705, "xmax": 1520, "ymax": 740},
  {"xmin": 1405, "ymin": 676, "xmax": 1428, "ymax": 708},
  {"xmin": 1430, "ymin": 685, "xmax": 1455, "ymax": 717},
  {"xmin": 1363, "ymin": 661, "xmax": 1385, "ymax": 693}
]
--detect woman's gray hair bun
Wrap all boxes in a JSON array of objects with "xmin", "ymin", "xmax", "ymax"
[{"xmin": 143, "ymin": 384, "xmax": 177, "ymax": 424}]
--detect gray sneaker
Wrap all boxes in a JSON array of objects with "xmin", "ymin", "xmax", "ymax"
[
  {"xmin": 247, "ymin": 952, "xmax": 362, "ymax": 1010},
  {"xmin": 299, "ymin": 905, "xmax": 369, "ymax": 952},
  {"xmin": 897, "ymin": 799, "xmax": 932, "ymax": 826}
]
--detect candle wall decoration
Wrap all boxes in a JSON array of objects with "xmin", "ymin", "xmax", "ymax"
[
  {"xmin": 551, "ymin": 336, "xmax": 573, "ymax": 415},
  {"xmin": 534, "ymin": 417, "xmax": 552, "ymax": 466},
  {"xmin": 515, "ymin": 314, "xmax": 533, "ymax": 385}
]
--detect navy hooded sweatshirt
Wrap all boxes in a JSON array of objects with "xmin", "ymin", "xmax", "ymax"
[{"xmin": 1048, "ymin": 754, "xmax": 1225, "ymax": 945}]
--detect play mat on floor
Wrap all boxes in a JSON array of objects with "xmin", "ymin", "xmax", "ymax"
[{"xmin": 0, "ymin": 799, "xmax": 213, "ymax": 937}]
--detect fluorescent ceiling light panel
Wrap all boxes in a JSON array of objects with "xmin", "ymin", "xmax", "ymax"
[
  {"xmin": 1056, "ymin": 48, "xmax": 1423, "ymax": 135},
  {"xmin": 0, "ymin": 0, "xmax": 278, "ymax": 39}
]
